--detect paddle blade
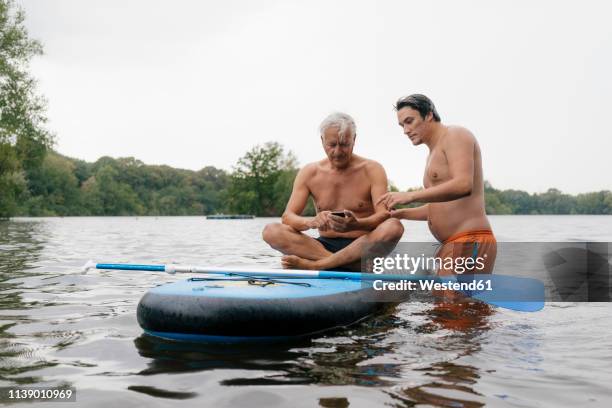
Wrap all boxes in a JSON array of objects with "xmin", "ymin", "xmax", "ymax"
[{"xmin": 450, "ymin": 274, "xmax": 545, "ymax": 312}]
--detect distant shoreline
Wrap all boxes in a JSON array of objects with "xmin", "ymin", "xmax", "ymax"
[
  {"xmin": 5, "ymin": 214, "xmax": 612, "ymax": 221},
  {"xmin": 5, "ymin": 150, "xmax": 612, "ymax": 218}
]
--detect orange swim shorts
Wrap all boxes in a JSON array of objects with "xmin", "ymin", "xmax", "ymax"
[{"xmin": 434, "ymin": 229, "xmax": 497, "ymax": 276}]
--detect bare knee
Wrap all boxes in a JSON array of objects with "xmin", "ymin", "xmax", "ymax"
[
  {"xmin": 262, "ymin": 223, "xmax": 283, "ymax": 245},
  {"xmin": 377, "ymin": 218, "xmax": 404, "ymax": 242},
  {"xmin": 262, "ymin": 222, "xmax": 299, "ymax": 249}
]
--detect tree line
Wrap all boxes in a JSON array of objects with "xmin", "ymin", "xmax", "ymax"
[
  {"xmin": 8, "ymin": 143, "xmax": 307, "ymax": 217},
  {"xmin": 1, "ymin": 143, "xmax": 610, "ymax": 217},
  {"xmin": 484, "ymin": 183, "xmax": 612, "ymax": 215}
]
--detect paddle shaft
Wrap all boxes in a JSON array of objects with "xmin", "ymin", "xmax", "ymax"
[{"xmin": 90, "ymin": 262, "xmax": 434, "ymax": 281}]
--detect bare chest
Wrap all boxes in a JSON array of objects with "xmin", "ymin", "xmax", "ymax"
[
  {"xmin": 308, "ymin": 171, "xmax": 373, "ymax": 213},
  {"xmin": 423, "ymin": 150, "xmax": 450, "ymax": 187}
]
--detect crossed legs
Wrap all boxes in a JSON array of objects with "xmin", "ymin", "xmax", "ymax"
[{"xmin": 262, "ymin": 218, "xmax": 404, "ymax": 271}]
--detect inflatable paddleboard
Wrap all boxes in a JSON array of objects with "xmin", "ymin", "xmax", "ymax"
[{"xmin": 137, "ymin": 275, "xmax": 390, "ymax": 343}]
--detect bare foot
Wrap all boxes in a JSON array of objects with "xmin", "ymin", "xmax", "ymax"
[{"xmin": 281, "ymin": 255, "xmax": 321, "ymax": 270}]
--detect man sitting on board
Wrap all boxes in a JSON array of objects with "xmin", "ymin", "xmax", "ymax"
[{"xmin": 262, "ymin": 112, "xmax": 404, "ymax": 271}]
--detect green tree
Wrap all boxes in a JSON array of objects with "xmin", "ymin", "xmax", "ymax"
[
  {"xmin": 485, "ymin": 191, "xmax": 512, "ymax": 214},
  {"xmin": 0, "ymin": 151, "xmax": 26, "ymax": 217},
  {"xmin": 226, "ymin": 142, "xmax": 298, "ymax": 216},
  {"xmin": 575, "ymin": 191, "xmax": 612, "ymax": 215},
  {"xmin": 0, "ymin": 0, "xmax": 52, "ymax": 217},
  {"xmin": 81, "ymin": 165, "xmax": 144, "ymax": 215},
  {"xmin": 272, "ymin": 168, "xmax": 299, "ymax": 216},
  {"xmin": 192, "ymin": 166, "xmax": 229, "ymax": 214},
  {"xmin": 537, "ymin": 188, "xmax": 575, "ymax": 214},
  {"xmin": 499, "ymin": 189, "xmax": 536, "ymax": 214},
  {"xmin": 23, "ymin": 151, "xmax": 80, "ymax": 215}
]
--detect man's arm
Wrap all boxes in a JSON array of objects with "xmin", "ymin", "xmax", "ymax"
[
  {"xmin": 391, "ymin": 205, "xmax": 428, "ymax": 221},
  {"xmin": 281, "ymin": 165, "xmax": 321, "ymax": 231}
]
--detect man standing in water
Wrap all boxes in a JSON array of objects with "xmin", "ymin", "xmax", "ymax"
[
  {"xmin": 263, "ymin": 112, "xmax": 404, "ymax": 271},
  {"xmin": 377, "ymin": 94, "xmax": 496, "ymax": 275}
]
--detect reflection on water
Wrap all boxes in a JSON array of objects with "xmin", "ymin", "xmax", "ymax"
[
  {"xmin": 129, "ymin": 301, "xmax": 494, "ymax": 407},
  {"xmin": 134, "ymin": 310, "xmax": 405, "ymax": 387},
  {"xmin": 0, "ymin": 217, "xmax": 611, "ymax": 407},
  {"xmin": 0, "ymin": 221, "xmax": 45, "ymax": 267},
  {"xmin": 388, "ymin": 302, "xmax": 493, "ymax": 407},
  {"xmin": 0, "ymin": 220, "xmax": 63, "ymax": 388},
  {"xmin": 131, "ymin": 299, "xmax": 496, "ymax": 406}
]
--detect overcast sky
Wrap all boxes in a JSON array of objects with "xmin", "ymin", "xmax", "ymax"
[{"xmin": 20, "ymin": 0, "xmax": 612, "ymax": 194}]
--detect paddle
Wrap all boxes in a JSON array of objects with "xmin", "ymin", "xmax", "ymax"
[{"xmin": 82, "ymin": 261, "xmax": 545, "ymax": 312}]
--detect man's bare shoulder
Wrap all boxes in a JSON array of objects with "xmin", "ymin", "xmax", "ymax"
[
  {"xmin": 296, "ymin": 160, "xmax": 325, "ymax": 179},
  {"xmin": 347, "ymin": 154, "xmax": 377, "ymax": 168},
  {"xmin": 297, "ymin": 162, "xmax": 317, "ymax": 176},
  {"xmin": 445, "ymin": 126, "xmax": 477, "ymax": 147},
  {"xmin": 447, "ymin": 125, "xmax": 476, "ymax": 140},
  {"xmin": 359, "ymin": 157, "xmax": 387, "ymax": 180},
  {"xmin": 362, "ymin": 158, "xmax": 384, "ymax": 172}
]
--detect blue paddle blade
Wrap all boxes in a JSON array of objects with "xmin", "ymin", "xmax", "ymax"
[
  {"xmin": 485, "ymin": 301, "xmax": 544, "ymax": 312},
  {"xmin": 447, "ymin": 274, "xmax": 545, "ymax": 311}
]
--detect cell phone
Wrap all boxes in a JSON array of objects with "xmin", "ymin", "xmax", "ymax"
[{"xmin": 331, "ymin": 211, "xmax": 346, "ymax": 217}]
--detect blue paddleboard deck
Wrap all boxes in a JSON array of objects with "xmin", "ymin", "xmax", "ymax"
[{"xmin": 137, "ymin": 275, "xmax": 391, "ymax": 343}]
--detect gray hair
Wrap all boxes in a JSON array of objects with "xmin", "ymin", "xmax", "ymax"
[{"xmin": 319, "ymin": 112, "xmax": 356, "ymax": 142}]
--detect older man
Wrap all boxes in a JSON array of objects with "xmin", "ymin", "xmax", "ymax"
[{"xmin": 262, "ymin": 112, "xmax": 403, "ymax": 271}]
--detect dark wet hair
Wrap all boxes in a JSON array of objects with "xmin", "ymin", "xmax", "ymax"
[{"xmin": 394, "ymin": 94, "xmax": 441, "ymax": 122}]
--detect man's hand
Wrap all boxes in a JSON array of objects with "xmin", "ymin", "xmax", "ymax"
[
  {"xmin": 327, "ymin": 210, "xmax": 360, "ymax": 232},
  {"xmin": 376, "ymin": 192, "xmax": 416, "ymax": 210},
  {"xmin": 308, "ymin": 211, "xmax": 331, "ymax": 230},
  {"xmin": 389, "ymin": 208, "xmax": 410, "ymax": 219}
]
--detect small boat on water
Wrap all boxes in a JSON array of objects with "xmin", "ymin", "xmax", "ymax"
[{"xmin": 206, "ymin": 214, "xmax": 255, "ymax": 219}]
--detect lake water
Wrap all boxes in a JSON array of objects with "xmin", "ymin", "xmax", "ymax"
[{"xmin": 1, "ymin": 216, "xmax": 611, "ymax": 407}]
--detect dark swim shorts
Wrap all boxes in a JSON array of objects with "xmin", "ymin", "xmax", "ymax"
[{"xmin": 315, "ymin": 236, "xmax": 357, "ymax": 253}]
